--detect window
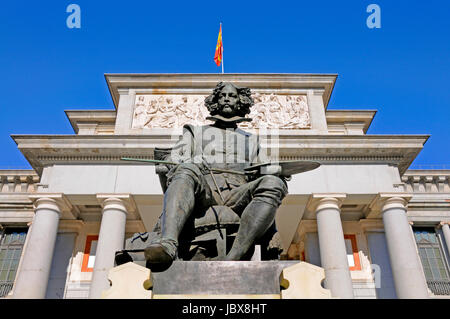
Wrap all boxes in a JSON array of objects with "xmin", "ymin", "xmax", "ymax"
[
  {"xmin": 0, "ymin": 227, "xmax": 27, "ymax": 297},
  {"xmin": 413, "ymin": 227, "xmax": 450, "ymax": 295},
  {"xmin": 81, "ymin": 235, "xmax": 98, "ymax": 272},
  {"xmin": 413, "ymin": 227, "xmax": 449, "ymax": 280},
  {"xmin": 80, "ymin": 233, "xmax": 136, "ymax": 273},
  {"xmin": 344, "ymin": 234, "xmax": 361, "ymax": 271}
]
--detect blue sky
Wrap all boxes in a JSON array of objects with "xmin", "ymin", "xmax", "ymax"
[{"xmin": 0, "ymin": 1, "xmax": 449, "ymax": 169}]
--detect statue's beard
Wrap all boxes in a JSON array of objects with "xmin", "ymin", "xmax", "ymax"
[
  {"xmin": 217, "ymin": 103, "xmax": 241, "ymax": 118},
  {"xmin": 220, "ymin": 106, "xmax": 235, "ymax": 117},
  {"xmin": 207, "ymin": 104, "xmax": 252, "ymax": 127},
  {"xmin": 206, "ymin": 114, "xmax": 252, "ymax": 126}
]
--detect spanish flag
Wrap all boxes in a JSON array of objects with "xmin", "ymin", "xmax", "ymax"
[{"xmin": 214, "ymin": 23, "xmax": 223, "ymax": 67}]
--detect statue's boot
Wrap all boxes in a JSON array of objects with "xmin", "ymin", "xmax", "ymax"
[
  {"xmin": 145, "ymin": 177, "xmax": 195, "ymax": 271},
  {"xmin": 144, "ymin": 243, "xmax": 175, "ymax": 272},
  {"xmin": 224, "ymin": 199, "xmax": 277, "ymax": 261},
  {"xmin": 114, "ymin": 250, "xmax": 133, "ymax": 266}
]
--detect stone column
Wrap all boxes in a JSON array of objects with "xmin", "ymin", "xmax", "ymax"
[
  {"xmin": 89, "ymin": 196, "xmax": 128, "ymax": 299},
  {"xmin": 380, "ymin": 196, "xmax": 429, "ymax": 298},
  {"xmin": 312, "ymin": 194, "xmax": 354, "ymax": 299},
  {"xmin": 13, "ymin": 196, "xmax": 66, "ymax": 298},
  {"xmin": 440, "ymin": 222, "xmax": 450, "ymax": 256}
]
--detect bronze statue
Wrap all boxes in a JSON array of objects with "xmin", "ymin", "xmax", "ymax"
[{"xmin": 116, "ymin": 82, "xmax": 318, "ymax": 271}]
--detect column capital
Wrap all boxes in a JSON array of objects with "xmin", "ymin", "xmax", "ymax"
[
  {"xmin": 367, "ymin": 193, "xmax": 412, "ymax": 219},
  {"xmin": 96, "ymin": 194, "xmax": 138, "ymax": 219},
  {"xmin": 28, "ymin": 193, "xmax": 75, "ymax": 218},
  {"xmin": 307, "ymin": 193, "xmax": 347, "ymax": 213}
]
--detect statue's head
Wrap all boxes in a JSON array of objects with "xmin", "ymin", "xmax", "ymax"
[{"xmin": 204, "ymin": 82, "xmax": 254, "ymax": 118}]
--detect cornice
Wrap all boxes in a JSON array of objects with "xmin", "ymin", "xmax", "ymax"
[
  {"xmin": 325, "ymin": 109, "xmax": 377, "ymax": 133},
  {"xmin": 11, "ymin": 134, "xmax": 428, "ymax": 176},
  {"xmin": 0, "ymin": 170, "xmax": 38, "ymax": 176},
  {"xmin": 104, "ymin": 73, "xmax": 337, "ymax": 110},
  {"xmin": 64, "ymin": 110, "xmax": 117, "ymax": 134},
  {"xmin": 404, "ymin": 170, "xmax": 450, "ymax": 176},
  {"xmin": 11, "ymin": 133, "xmax": 429, "ymax": 143}
]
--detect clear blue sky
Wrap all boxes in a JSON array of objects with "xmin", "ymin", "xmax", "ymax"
[{"xmin": 0, "ymin": 1, "xmax": 449, "ymax": 169}]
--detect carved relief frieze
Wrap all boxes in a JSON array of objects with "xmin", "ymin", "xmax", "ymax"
[
  {"xmin": 132, "ymin": 93, "xmax": 311, "ymax": 129},
  {"xmin": 241, "ymin": 93, "xmax": 310, "ymax": 129},
  {"xmin": 132, "ymin": 95, "xmax": 210, "ymax": 129}
]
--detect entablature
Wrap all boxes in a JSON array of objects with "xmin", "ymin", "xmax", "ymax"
[{"xmin": 12, "ymin": 134, "xmax": 429, "ymax": 176}]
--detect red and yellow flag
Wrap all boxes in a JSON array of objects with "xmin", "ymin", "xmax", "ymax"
[{"xmin": 214, "ymin": 24, "xmax": 223, "ymax": 67}]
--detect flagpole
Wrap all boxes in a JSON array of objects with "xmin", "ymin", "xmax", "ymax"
[{"xmin": 221, "ymin": 22, "xmax": 224, "ymax": 74}]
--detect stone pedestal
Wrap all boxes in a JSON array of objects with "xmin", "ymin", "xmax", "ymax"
[
  {"xmin": 151, "ymin": 261, "xmax": 296, "ymax": 296},
  {"xmin": 102, "ymin": 261, "xmax": 332, "ymax": 299},
  {"xmin": 280, "ymin": 262, "xmax": 332, "ymax": 299},
  {"xmin": 102, "ymin": 262, "xmax": 152, "ymax": 299}
]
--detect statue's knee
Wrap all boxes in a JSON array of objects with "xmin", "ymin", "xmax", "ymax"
[
  {"xmin": 174, "ymin": 163, "xmax": 202, "ymax": 177},
  {"xmin": 176, "ymin": 163, "xmax": 200, "ymax": 173},
  {"xmin": 168, "ymin": 163, "xmax": 202, "ymax": 188},
  {"xmin": 251, "ymin": 175, "xmax": 288, "ymax": 208},
  {"xmin": 170, "ymin": 174, "xmax": 196, "ymax": 188},
  {"xmin": 177, "ymin": 163, "xmax": 193, "ymax": 169},
  {"xmin": 259, "ymin": 175, "xmax": 288, "ymax": 195}
]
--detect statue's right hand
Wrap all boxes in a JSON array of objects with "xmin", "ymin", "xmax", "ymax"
[{"xmin": 155, "ymin": 165, "xmax": 170, "ymax": 175}]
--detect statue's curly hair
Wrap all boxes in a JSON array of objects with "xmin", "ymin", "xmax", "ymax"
[{"xmin": 204, "ymin": 82, "xmax": 254, "ymax": 117}]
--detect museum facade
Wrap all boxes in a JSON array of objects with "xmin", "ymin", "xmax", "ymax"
[{"xmin": 0, "ymin": 74, "xmax": 449, "ymax": 299}]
